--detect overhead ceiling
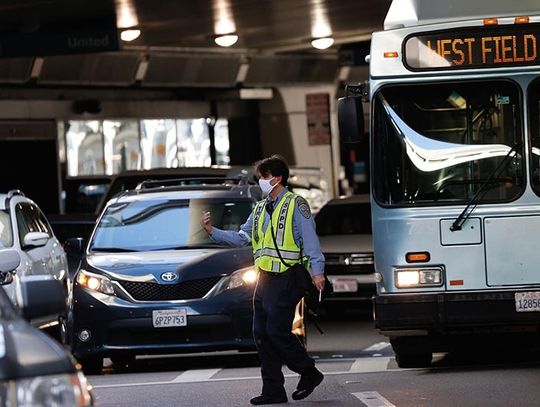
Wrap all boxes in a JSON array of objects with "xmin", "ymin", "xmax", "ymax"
[
  {"xmin": 0, "ymin": 0, "xmax": 391, "ymax": 90},
  {"xmin": 120, "ymin": 0, "xmax": 391, "ymax": 54}
]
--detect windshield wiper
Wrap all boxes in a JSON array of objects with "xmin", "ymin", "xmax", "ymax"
[
  {"xmin": 91, "ymin": 247, "xmax": 135, "ymax": 252},
  {"xmin": 451, "ymin": 142, "xmax": 521, "ymax": 232},
  {"xmin": 156, "ymin": 244, "xmax": 221, "ymax": 251}
]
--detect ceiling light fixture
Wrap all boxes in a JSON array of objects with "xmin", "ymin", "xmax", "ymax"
[
  {"xmin": 214, "ymin": 33, "xmax": 238, "ymax": 47},
  {"xmin": 121, "ymin": 29, "xmax": 141, "ymax": 42},
  {"xmin": 311, "ymin": 37, "xmax": 334, "ymax": 50}
]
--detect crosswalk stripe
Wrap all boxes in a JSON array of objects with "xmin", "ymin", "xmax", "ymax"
[
  {"xmin": 349, "ymin": 356, "xmax": 392, "ymax": 373},
  {"xmin": 172, "ymin": 368, "xmax": 222, "ymax": 382},
  {"xmin": 363, "ymin": 342, "xmax": 391, "ymax": 352},
  {"xmin": 352, "ymin": 391, "xmax": 397, "ymax": 407}
]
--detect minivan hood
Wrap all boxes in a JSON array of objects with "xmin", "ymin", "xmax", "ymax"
[
  {"xmin": 86, "ymin": 246, "xmax": 254, "ymax": 282},
  {"xmin": 319, "ymin": 234, "xmax": 372, "ymax": 254}
]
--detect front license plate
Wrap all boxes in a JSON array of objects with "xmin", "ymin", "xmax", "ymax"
[
  {"xmin": 332, "ymin": 279, "xmax": 358, "ymax": 293},
  {"xmin": 515, "ymin": 292, "xmax": 540, "ymax": 312},
  {"xmin": 152, "ymin": 309, "xmax": 187, "ymax": 328}
]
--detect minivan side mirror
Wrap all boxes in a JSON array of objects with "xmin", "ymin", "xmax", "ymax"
[
  {"xmin": 0, "ymin": 249, "xmax": 20, "ymax": 285},
  {"xmin": 64, "ymin": 237, "xmax": 85, "ymax": 255},
  {"xmin": 23, "ymin": 231, "xmax": 49, "ymax": 248},
  {"xmin": 337, "ymin": 95, "xmax": 364, "ymax": 144}
]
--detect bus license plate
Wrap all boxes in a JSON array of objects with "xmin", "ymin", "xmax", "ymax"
[
  {"xmin": 152, "ymin": 309, "xmax": 187, "ymax": 327},
  {"xmin": 332, "ymin": 279, "xmax": 358, "ymax": 293},
  {"xmin": 515, "ymin": 292, "xmax": 540, "ymax": 312}
]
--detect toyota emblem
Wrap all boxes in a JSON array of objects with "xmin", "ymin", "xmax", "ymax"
[{"xmin": 160, "ymin": 272, "xmax": 178, "ymax": 282}]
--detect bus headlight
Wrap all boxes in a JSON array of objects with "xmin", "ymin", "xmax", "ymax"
[{"xmin": 394, "ymin": 267, "xmax": 443, "ymax": 288}]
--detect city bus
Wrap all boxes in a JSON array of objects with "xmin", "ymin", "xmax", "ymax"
[{"xmin": 338, "ymin": 0, "xmax": 540, "ymax": 367}]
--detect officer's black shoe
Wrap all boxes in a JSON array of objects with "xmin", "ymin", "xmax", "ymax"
[
  {"xmin": 249, "ymin": 394, "xmax": 288, "ymax": 405},
  {"xmin": 292, "ymin": 368, "xmax": 324, "ymax": 401}
]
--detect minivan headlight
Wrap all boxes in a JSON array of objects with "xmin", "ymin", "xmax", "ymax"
[
  {"xmin": 395, "ymin": 267, "xmax": 443, "ymax": 288},
  {"xmin": 77, "ymin": 269, "xmax": 115, "ymax": 295},
  {"xmin": 226, "ymin": 266, "xmax": 258, "ymax": 290},
  {"xmin": 0, "ymin": 372, "xmax": 93, "ymax": 407}
]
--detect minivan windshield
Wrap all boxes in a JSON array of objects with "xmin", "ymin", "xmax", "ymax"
[
  {"xmin": 373, "ymin": 80, "xmax": 524, "ymax": 206},
  {"xmin": 90, "ymin": 198, "xmax": 252, "ymax": 252}
]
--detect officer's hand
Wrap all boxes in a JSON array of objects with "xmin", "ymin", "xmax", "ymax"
[
  {"xmin": 201, "ymin": 211, "xmax": 214, "ymax": 235},
  {"xmin": 312, "ymin": 274, "xmax": 325, "ymax": 291}
]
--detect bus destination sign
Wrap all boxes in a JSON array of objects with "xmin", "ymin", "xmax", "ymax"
[{"xmin": 405, "ymin": 24, "xmax": 540, "ymax": 70}]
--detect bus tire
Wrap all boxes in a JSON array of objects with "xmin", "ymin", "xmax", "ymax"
[
  {"xmin": 394, "ymin": 350, "xmax": 432, "ymax": 368},
  {"xmin": 391, "ymin": 337, "xmax": 432, "ymax": 368}
]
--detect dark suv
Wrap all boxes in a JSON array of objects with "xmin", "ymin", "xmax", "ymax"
[{"xmin": 65, "ymin": 177, "xmax": 306, "ymax": 373}]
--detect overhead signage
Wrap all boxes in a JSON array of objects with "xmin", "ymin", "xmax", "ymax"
[
  {"xmin": 306, "ymin": 93, "xmax": 331, "ymax": 146},
  {"xmin": 405, "ymin": 24, "xmax": 540, "ymax": 70},
  {"xmin": 0, "ymin": 16, "xmax": 118, "ymax": 58}
]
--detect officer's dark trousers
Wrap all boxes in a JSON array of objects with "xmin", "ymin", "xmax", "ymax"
[{"xmin": 253, "ymin": 269, "xmax": 315, "ymax": 396}]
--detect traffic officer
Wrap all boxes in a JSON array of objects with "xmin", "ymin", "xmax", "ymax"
[{"xmin": 201, "ymin": 154, "xmax": 326, "ymax": 405}]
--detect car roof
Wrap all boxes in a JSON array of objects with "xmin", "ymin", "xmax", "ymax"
[
  {"xmin": 325, "ymin": 194, "xmax": 371, "ymax": 206},
  {"xmin": 111, "ymin": 165, "xmax": 254, "ymax": 179},
  {"xmin": 0, "ymin": 190, "xmax": 30, "ymax": 211},
  {"xmin": 107, "ymin": 183, "xmax": 261, "ymax": 207}
]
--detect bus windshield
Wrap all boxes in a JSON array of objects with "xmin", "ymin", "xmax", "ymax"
[{"xmin": 373, "ymin": 80, "xmax": 524, "ymax": 206}]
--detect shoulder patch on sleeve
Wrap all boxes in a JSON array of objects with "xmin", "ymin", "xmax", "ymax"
[{"xmin": 296, "ymin": 197, "xmax": 311, "ymax": 219}]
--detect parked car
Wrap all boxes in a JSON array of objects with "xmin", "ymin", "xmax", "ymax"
[
  {"xmin": 64, "ymin": 176, "xmax": 306, "ymax": 373},
  {"xmin": 0, "ymin": 248, "xmax": 94, "ymax": 406},
  {"xmin": 48, "ymin": 175, "xmax": 113, "ymax": 244},
  {"xmin": 315, "ymin": 194, "xmax": 375, "ymax": 311},
  {"xmin": 0, "ymin": 190, "xmax": 70, "ymax": 340},
  {"xmin": 288, "ymin": 166, "xmax": 331, "ymax": 215}
]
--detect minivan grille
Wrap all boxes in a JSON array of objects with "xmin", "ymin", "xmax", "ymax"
[{"xmin": 118, "ymin": 277, "xmax": 222, "ymax": 301}]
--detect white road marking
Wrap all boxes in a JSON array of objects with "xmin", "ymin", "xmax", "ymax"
[
  {"xmin": 92, "ymin": 355, "xmax": 399, "ymax": 389},
  {"xmin": 352, "ymin": 391, "xmax": 397, "ymax": 407},
  {"xmin": 364, "ymin": 342, "xmax": 391, "ymax": 352},
  {"xmin": 349, "ymin": 357, "xmax": 391, "ymax": 373},
  {"xmin": 172, "ymin": 368, "xmax": 221, "ymax": 383}
]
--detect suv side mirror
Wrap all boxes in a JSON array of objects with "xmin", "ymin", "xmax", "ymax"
[
  {"xmin": 64, "ymin": 237, "xmax": 85, "ymax": 255},
  {"xmin": 21, "ymin": 277, "xmax": 67, "ymax": 320},
  {"xmin": 338, "ymin": 96, "xmax": 364, "ymax": 144},
  {"xmin": 0, "ymin": 249, "xmax": 19, "ymax": 285},
  {"xmin": 23, "ymin": 231, "xmax": 49, "ymax": 248}
]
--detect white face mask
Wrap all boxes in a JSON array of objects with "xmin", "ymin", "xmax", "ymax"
[{"xmin": 259, "ymin": 177, "xmax": 277, "ymax": 195}]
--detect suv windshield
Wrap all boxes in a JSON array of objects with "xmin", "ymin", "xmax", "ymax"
[
  {"xmin": 373, "ymin": 80, "xmax": 524, "ymax": 206},
  {"xmin": 90, "ymin": 198, "xmax": 252, "ymax": 252},
  {"xmin": 316, "ymin": 202, "xmax": 372, "ymax": 236}
]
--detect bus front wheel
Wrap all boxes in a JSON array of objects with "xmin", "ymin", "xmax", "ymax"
[{"xmin": 391, "ymin": 338, "xmax": 432, "ymax": 368}]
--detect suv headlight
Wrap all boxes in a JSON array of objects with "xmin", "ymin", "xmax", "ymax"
[
  {"xmin": 77, "ymin": 269, "xmax": 115, "ymax": 295},
  {"xmin": 214, "ymin": 266, "xmax": 258, "ymax": 294},
  {"xmin": 0, "ymin": 372, "xmax": 93, "ymax": 406}
]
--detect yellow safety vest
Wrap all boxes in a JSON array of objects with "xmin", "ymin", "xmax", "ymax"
[{"xmin": 252, "ymin": 191, "xmax": 306, "ymax": 273}]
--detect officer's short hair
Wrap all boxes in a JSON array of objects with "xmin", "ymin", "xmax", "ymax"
[{"xmin": 254, "ymin": 154, "xmax": 289, "ymax": 186}]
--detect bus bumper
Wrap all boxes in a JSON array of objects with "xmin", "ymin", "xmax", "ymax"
[{"xmin": 374, "ymin": 290, "xmax": 540, "ymax": 336}]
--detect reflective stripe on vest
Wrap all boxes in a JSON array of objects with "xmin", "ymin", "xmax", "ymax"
[{"xmin": 251, "ymin": 191, "xmax": 302, "ymax": 273}]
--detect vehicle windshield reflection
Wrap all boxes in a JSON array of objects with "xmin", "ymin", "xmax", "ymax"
[{"xmin": 90, "ymin": 199, "xmax": 252, "ymax": 252}]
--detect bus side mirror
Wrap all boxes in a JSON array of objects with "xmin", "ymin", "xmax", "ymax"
[{"xmin": 338, "ymin": 96, "xmax": 364, "ymax": 144}]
